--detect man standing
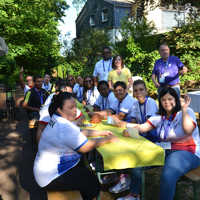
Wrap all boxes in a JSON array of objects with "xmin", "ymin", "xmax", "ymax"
[
  {"xmin": 42, "ymin": 74, "xmax": 52, "ymax": 92},
  {"xmin": 93, "ymin": 46, "xmax": 112, "ymax": 83},
  {"xmin": 23, "ymin": 76, "xmax": 49, "ymax": 120},
  {"xmin": 152, "ymin": 43, "xmax": 187, "ymax": 97}
]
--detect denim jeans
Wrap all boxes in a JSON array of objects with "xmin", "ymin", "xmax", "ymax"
[{"xmin": 130, "ymin": 150, "xmax": 200, "ymax": 199}]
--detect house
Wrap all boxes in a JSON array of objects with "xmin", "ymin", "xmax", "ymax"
[{"xmin": 75, "ymin": 0, "xmax": 188, "ymax": 41}]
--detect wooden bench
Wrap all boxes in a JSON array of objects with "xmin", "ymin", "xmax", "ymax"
[{"xmin": 47, "ymin": 191, "xmax": 83, "ymax": 200}]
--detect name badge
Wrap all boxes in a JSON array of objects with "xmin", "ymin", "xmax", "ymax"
[{"xmin": 156, "ymin": 142, "xmax": 171, "ymax": 149}]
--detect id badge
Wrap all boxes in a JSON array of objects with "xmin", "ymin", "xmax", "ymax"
[
  {"xmin": 159, "ymin": 76, "xmax": 165, "ymax": 83},
  {"xmin": 156, "ymin": 142, "xmax": 171, "ymax": 149}
]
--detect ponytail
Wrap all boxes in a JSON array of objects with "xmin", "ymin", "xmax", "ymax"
[{"xmin": 49, "ymin": 92, "xmax": 73, "ymax": 116}]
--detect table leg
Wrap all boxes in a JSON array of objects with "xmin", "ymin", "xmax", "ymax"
[{"xmin": 141, "ymin": 170, "xmax": 145, "ymax": 200}]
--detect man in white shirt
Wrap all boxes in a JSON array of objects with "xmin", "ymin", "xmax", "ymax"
[
  {"xmin": 93, "ymin": 46, "xmax": 112, "ymax": 83},
  {"xmin": 42, "ymin": 74, "xmax": 52, "ymax": 92}
]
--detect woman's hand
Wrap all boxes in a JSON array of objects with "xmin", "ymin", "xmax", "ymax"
[
  {"xmin": 180, "ymin": 95, "xmax": 191, "ymax": 110},
  {"xmin": 98, "ymin": 130, "xmax": 113, "ymax": 136},
  {"xmin": 111, "ymin": 115, "xmax": 126, "ymax": 128}
]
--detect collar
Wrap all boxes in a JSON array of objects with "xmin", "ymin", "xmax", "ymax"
[
  {"xmin": 119, "ymin": 93, "xmax": 128, "ymax": 103},
  {"xmin": 164, "ymin": 112, "xmax": 177, "ymax": 121}
]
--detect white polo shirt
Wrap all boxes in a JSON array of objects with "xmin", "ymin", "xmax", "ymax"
[
  {"xmin": 93, "ymin": 59, "xmax": 112, "ymax": 81},
  {"xmin": 73, "ymin": 83, "xmax": 83, "ymax": 102},
  {"xmin": 147, "ymin": 108, "xmax": 200, "ymax": 158},
  {"xmin": 34, "ymin": 114, "xmax": 88, "ymax": 187},
  {"xmin": 85, "ymin": 86, "xmax": 100, "ymax": 106},
  {"xmin": 130, "ymin": 97, "xmax": 158, "ymax": 124},
  {"xmin": 94, "ymin": 91, "xmax": 116, "ymax": 111},
  {"xmin": 110, "ymin": 94, "xmax": 137, "ymax": 122}
]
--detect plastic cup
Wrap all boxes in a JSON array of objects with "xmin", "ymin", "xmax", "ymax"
[{"xmin": 127, "ymin": 127, "xmax": 140, "ymax": 139}]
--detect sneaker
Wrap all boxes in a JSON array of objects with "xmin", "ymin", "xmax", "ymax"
[
  {"xmin": 116, "ymin": 194, "xmax": 140, "ymax": 200},
  {"xmin": 109, "ymin": 174, "xmax": 131, "ymax": 193}
]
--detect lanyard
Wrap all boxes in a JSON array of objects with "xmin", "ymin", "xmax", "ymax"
[
  {"xmin": 160, "ymin": 60, "xmax": 169, "ymax": 75},
  {"xmin": 34, "ymin": 88, "xmax": 43, "ymax": 105},
  {"xmin": 139, "ymin": 97, "xmax": 148, "ymax": 123},
  {"xmin": 87, "ymin": 89, "xmax": 93, "ymax": 104},
  {"xmin": 103, "ymin": 59, "xmax": 112, "ymax": 72},
  {"xmin": 102, "ymin": 96, "xmax": 108, "ymax": 110},
  {"xmin": 159, "ymin": 114, "xmax": 174, "ymax": 140},
  {"xmin": 117, "ymin": 93, "xmax": 128, "ymax": 113}
]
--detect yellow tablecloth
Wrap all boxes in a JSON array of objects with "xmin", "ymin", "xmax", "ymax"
[{"xmin": 88, "ymin": 122, "xmax": 165, "ymax": 171}]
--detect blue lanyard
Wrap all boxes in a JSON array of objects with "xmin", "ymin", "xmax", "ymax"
[
  {"xmin": 139, "ymin": 97, "xmax": 148, "ymax": 123},
  {"xmin": 160, "ymin": 59, "xmax": 169, "ymax": 74},
  {"xmin": 103, "ymin": 59, "xmax": 112, "ymax": 72},
  {"xmin": 34, "ymin": 88, "xmax": 43, "ymax": 105},
  {"xmin": 117, "ymin": 93, "xmax": 128, "ymax": 113},
  {"xmin": 102, "ymin": 96, "xmax": 108, "ymax": 110},
  {"xmin": 159, "ymin": 114, "xmax": 174, "ymax": 140}
]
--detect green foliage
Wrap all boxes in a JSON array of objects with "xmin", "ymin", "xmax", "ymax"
[
  {"xmin": 65, "ymin": 28, "xmax": 111, "ymax": 77},
  {"xmin": 163, "ymin": 21, "xmax": 200, "ymax": 91},
  {"xmin": 0, "ymin": 0, "xmax": 68, "ymax": 86}
]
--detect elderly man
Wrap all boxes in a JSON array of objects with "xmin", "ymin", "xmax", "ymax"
[{"xmin": 152, "ymin": 43, "xmax": 187, "ymax": 97}]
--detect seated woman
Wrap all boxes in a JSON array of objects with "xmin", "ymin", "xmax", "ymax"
[
  {"xmin": 113, "ymin": 87, "xmax": 200, "ymax": 200},
  {"xmin": 33, "ymin": 92, "xmax": 118, "ymax": 200},
  {"xmin": 93, "ymin": 80, "xmax": 116, "ymax": 111},
  {"xmin": 83, "ymin": 76, "xmax": 100, "ymax": 107},
  {"xmin": 108, "ymin": 55, "xmax": 132, "ymax": 92}
]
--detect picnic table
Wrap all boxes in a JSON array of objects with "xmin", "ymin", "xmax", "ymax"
[{"xmin": 86, "ymin": 121, "xmax": 165, "ymax": 200}]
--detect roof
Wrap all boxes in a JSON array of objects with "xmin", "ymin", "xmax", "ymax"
[{"xmin": 104, "ymin": 0, "xmax": 134, "ymax": 6}]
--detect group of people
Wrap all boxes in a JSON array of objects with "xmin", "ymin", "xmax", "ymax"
[{"xmin": 18, "ymin": 43, "xmax": 200, "ymax": 200}]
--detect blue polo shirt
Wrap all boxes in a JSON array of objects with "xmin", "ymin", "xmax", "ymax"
[{"xmin": 152, "ymin": 56, "xmax": 184, "ymax": 86}]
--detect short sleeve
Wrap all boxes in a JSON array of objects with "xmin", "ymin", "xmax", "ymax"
[
  {"xmin": 93, "ymin": 62, "xmax": 99, "ymax": 77},
  {"xmin": 185, "ymin": 108, "xmax": 197, "ymax": 126},
  {"xmin": 39, "ymin": 105, "xmax": 50, "ymax": 124},
  {"xmin": 24, "ymin": 91, "xmax": 31, "ymax": 103},
  {"xmin": 147, "ymin": 115, "xmax": 162, "ymax": 128},
  {"xmin": 125, "ymin": 68, "xmax": 132, "ymax": 79},
  {"xmin": 108, "ymin": 70, "xmax": 113, "ymax": 81},
  {"xmin": 152, "ymin": 61, "xmax": 158, "ymax": 75},
  {"xmin": 61, "ymin": 124, "xmax": 88, "ymax": 151},
  {"xmin": 175, "ymin": 57, "xmax": 184, "ymax": 70}
]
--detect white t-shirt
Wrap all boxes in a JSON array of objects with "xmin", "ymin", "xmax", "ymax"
[
  {"xmin": 110, "ymin": 94, "xmax": 137, "ymax": 122},
  {"xmin": 85, "ymin": 86, "xmax": 100, "ymax": 106},
  {"xmin": 93, "ymin": 59, "xmax": 112, "ymax": 81},
  {"xmin": 24, "ymin": 85, "xmax": 30, "ymax": 95},
  {"xmin": 94, "ymin": 91, "xmax": 116, "ymax": 111},
  {"xmin": 73, "ymin": 83, "xmax": 83, "ymax": 102},
  {"xmin": 147, "ymin": 108, "xmax": 200, "ymax": 158},
  {"xmin": 39, "ymin": 93, "xmax": 82, "ymax": 125},
  {"xmin": 34, "ymin": 114, "xmax": 88, "ymax": 187},
  {"xmin": 130, "ymin": 97, "xmax": 158, "ymax": 124}
]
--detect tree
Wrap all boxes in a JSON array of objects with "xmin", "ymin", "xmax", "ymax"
[
  {"xmin": 0, "ymin": 0, "xmax": 69, "ymax": 86},
  {"xmin": 64, "ymin": 28, "xmax": 111, "ymax": 76}
]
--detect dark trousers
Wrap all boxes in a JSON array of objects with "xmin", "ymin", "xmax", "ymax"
[{"xmin": 44, "ymin": 159, "xmax": 100, "ymax": 200}]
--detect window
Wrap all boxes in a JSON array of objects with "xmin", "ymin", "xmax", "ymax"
[
  {"xmin": 101, "ymin": 9, "xmax": 108, "ymax": 22},
  {"xmin": 89, "ymin": 15, "xmax": 95, "ymax": 26}
]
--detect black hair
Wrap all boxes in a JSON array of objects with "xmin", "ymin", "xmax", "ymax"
[
  {"xmin": 103, "ymin": 46, "xmax": 111, "ymax": 52},
  {"xmin": 49, "ymin": 92, "xmax": 73, "ymax": 116},
  {"xmin": 158, "ymin": 87, "xmax": 181, "ymax": 116},
  {"xmin": 97, "ymin": 80, "xmax": 109, "ymax": 91},
  {"xmin": 33, "ymin": 75, "xmax": 42, "ymax": 82},
  {"xmin": 133, "ymin": 80, "xmax": 146, "ymax": 90},
  {"xmin": 113, "ymin": 81, "xmax": 127, "ymax": 90},
  {"xmin": 112, "ymin": 55, "xmax": 124, "ymax": 69},
  {"xmin": 159, "ymin": 43, "xmax": 169, "ymax": 50}
]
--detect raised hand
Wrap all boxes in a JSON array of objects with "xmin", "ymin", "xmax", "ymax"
[{"xmin": 180, "ymin": 95, "xmax": 191, "ymax": 110}]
